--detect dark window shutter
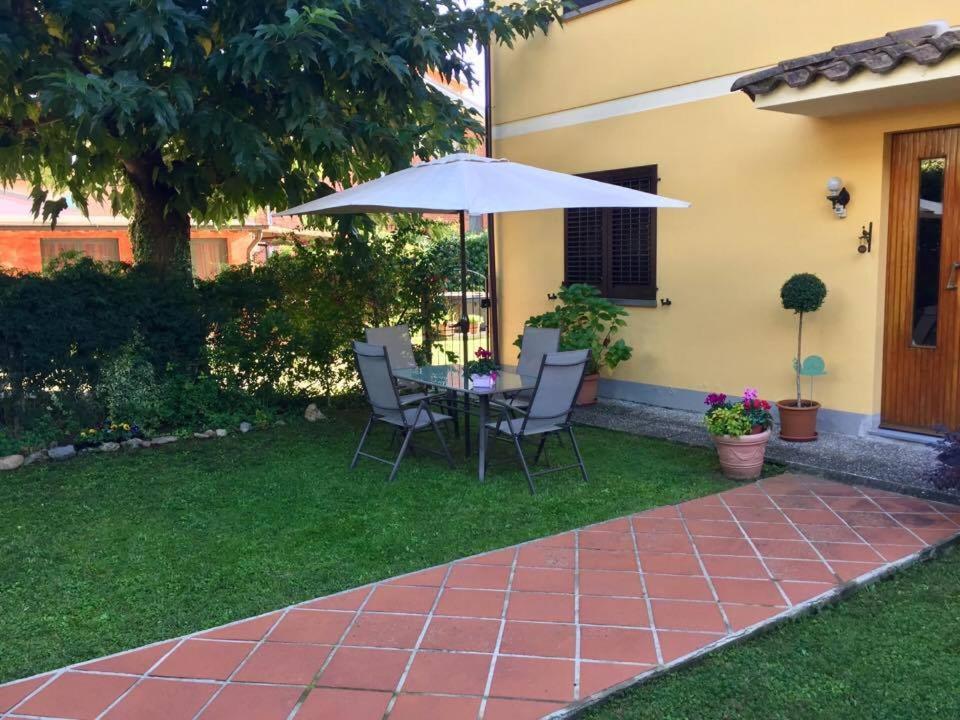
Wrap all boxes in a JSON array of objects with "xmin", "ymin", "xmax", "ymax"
[
  {"xmin": 563, "ymin": 165, "xmax": 658, "ymax": 301},
  {"xmin": 564, "ymin": 207, "xmax": 603, "ymax": 286}
]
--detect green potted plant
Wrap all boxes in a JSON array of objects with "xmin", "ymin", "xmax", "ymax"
[
  {"xmin": 778, "ymin": 273, "xmax": 827, "ymax": 441},
  {"xmin": 704, "ymin": 389, "xmax": 773, "ymax": 479},
  {"xmin": 518, "ymin": 284, "xmax": 633, "ymax": 405}
]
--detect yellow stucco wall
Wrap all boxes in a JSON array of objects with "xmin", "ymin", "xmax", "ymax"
[
  {"xmin": 491, "ymin": 2, "xmax": 960, "ymax": 420},
  {"xmin": 495, "ymin": 0, "xmax": 960, "ymax": 123}
]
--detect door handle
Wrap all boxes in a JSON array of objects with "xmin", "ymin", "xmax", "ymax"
[{"xmin": 948, "ymin": 261, "xmax": 960, "ymax": 291}]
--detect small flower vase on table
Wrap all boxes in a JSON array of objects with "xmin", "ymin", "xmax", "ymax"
[{"xmin": 464, "ymin": 347, "xmax": 498, "ymax": 390}]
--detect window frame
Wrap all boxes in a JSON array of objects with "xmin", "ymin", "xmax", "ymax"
[
  {"xmin": 563, "ymin": 164, "xmax": 659, "ymax": 303},
  {"xmin": 562, "ymin": 0, "xmax": 629, "ymax": 20}
]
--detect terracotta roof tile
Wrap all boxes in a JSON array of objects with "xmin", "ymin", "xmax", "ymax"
[{"xmin": 731, "ymin": 24, "xmax": 960, "ymax": 100}]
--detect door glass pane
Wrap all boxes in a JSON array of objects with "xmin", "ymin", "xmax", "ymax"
[{"xmin": 912, "ymin": 158, "xmax": 945, "ymax": 347}]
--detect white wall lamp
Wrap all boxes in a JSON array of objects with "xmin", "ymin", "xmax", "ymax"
[{"xmin": 826, "ymin": 176, "xmax": 850, "ymax": 218}]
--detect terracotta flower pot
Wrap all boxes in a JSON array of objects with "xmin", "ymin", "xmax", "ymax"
[
  {"xmin": 711, "ymin": 430, "xmax": 770, "ymax": 480},
  {"xmin": 576, "ymin": 373, "xmax": 599, "ymax": 406},
  {"xmin": 776, "ymin": 399, "xmax": 821, "ymax": 442}
]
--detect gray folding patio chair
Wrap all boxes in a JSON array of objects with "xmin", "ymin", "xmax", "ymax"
[
  {"xmin": 501, "ymin": 325, "xmax": 561, "ymax": 409},
  {"xmin": 365, "ymin": 324, "xmax": 429, "ymax": 404},
  {"xmin": 485, "ymin": 349, "xmax": 590, "ymax": 494},
  {"xmin": 351, "ymin": 341, "xmax": 455, "ymax": 482}
]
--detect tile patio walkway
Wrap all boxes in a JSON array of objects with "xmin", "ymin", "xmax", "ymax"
[{"xmin": 2, "ymin": 473, "xmax": 959, "ymax": 720}]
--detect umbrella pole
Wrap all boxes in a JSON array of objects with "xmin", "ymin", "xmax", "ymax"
[{"xmin": 459, "ymin": 210, "xmax": 469, "ymax": 367}]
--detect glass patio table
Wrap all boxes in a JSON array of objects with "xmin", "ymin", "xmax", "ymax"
[{"xmin": 392, "ymin": 364, "xmax": 537, "ymax": 482}]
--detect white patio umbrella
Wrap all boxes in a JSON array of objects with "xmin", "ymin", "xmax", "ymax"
[{"xmin": 278, "ymin": 153, "xmax": 689, "ymax": 363}]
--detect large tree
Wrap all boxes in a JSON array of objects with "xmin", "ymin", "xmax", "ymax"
[{"xmin": 0, "ymin": 0, "xmax": 563, "ymax": 271}]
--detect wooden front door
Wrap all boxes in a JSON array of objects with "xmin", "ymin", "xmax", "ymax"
[{"xmin": 881, "ymin": 127, "xmax": 960, "ymax": 434}]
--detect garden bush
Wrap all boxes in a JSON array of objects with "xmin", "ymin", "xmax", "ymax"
[{"xmin": 0, "ymin": 218, "xmax": 462, "ymax": 448}]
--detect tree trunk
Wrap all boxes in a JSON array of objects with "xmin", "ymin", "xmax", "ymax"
[
  {"xmin": 796, "ymin": 311, "xmax": 804, "ymax": 405},
  {"xmin": 123, "ymin": 155, "xmax": 192, "ymax": 275}
]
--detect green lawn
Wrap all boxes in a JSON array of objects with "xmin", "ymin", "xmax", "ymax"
[
  {"xmin": 582, "ymin": 546, "xmax": 960, "ymax": 720},
  {"xmin": 0, "ymin": 412, "xmax": 738, "ymax": 683}
]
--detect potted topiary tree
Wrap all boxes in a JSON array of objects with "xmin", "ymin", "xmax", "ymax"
[
  {"xmin": 518, "ymin": 284, "xmax": 633, "ymax": 405},
  {"xmin": 778, "ymin": 273, "xmax": 827, "ymax": 441}
]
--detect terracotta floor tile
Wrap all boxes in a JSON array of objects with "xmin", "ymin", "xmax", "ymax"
[
  {"xmin": 150, "ymin": 639, "xmax": 253, "ymax": 681},
  {"xmin": 633, "ymin": 533, "xmax": 694, "ymax": 553},
  {"xmin": 447, "ymin": 563, "xmax": 512, "ymax": 590},
  {"xmin": 783, "ymin": 508, "xmax": 845, "ymax": 525},
  {"xmin": 390, "ymin": 694, "xmax": 481, "ymax": 720},
  {"xmin": 301, "ymin": 587, "xmax": 372, "ymax": 610},
  {"xmin": 198, "ymin": 684, "xmax": 301, "ymax": 720},
  {"xmin": 79, "ymin": 641, "xmax": 176, "ymax": 674},
  {"xmin": 701, "ymin": 555, "xmax": 768, "ymax": 579},
  {"xmin": 507, "ymin": 591, "xmax": 575, "ymax": 623},
  {"xmin": 232, "ymin": 642, "xmax": 331, "ymax": 685},
  {"xmin": 315, "ymin": 647, "xmax": 410, "ymax": 691},
  {"xmin": 644, "ymin": 573, "xmax": 713, "ymax": 601},
  {"xmin": 911, "ymin": 526, "xmax": 960, "ymax": 543},
  {"xmin": 722, "ymin": 603, "xmax": 782, "ymax": 631},
  {"xmin": 641, "ymin": 505, "xmax": 681, "ymax": 519},
  {"xmin": 342, "ymin": 612, "xmax": 426, "ymax": 649},
  {"xmin": 657, "ymin": 631, "xmax": 723, "ymax": 664},
  {"xmin": 579, "ymin": 596, "xmax": 649, "ymax": 627},
  {"xmin": 693, "ymin": 536, "xmax": 757, "ymax": 557},
  {"xmin": 837, "ymin": 511, "xmax": 900, "ymax": 528},
  {"xmin": 295, "ymin": 688, "xmax": 391, "ymax": 720},
  {"xmin": 856, "ymin": 526, "xmax": 923, "ymax": 545},
  {"xmin": 512, "ymin": 566, "xmax": 575, "ymax": 593},
  {"xmin": 421, "ymin": 616, "xmax": 501, "ymax": 652},
  {"xmin": 384, "ymin": 566, "xmax": 447, "ymax": 588},
  {"xmin": 873, "ymin": 496, "xmax": 940, "ymax": 513},
  {"xmin": 517, "ymin": 544, "xmax": 576, "ymax": 569},
  {"xmin": 578, "ymin": 661, "xmax": 652, "ymax": 698},
  {"xmin": 580, "ymin": 530, "xmax": 635, "ymax": 551},
  {"xmin": 200, "ymin": 613, "xmax": 281, "ymax": 642},
  {"xmin": 489, "ymin": 656, "xmax": 575, "ymax": 702},
  {"xmin": 780, "ymin": 581, "xmax": 836, "ymax": 605},
  {"xmin": 769, "ymin": 495, "xmax": 826, "ymax": 509},
  {"xmin": 579, "ymin": 570, "xmax": 645, "ymax": 597},
  {"xmin": 19, "ymin": 672, "xmax": 136, "ymax": 719},
  {"xmin": 729, "ymin": 506, "xmax": 790, "ymax": 524},
  {"xmin": 873, "ymin": 543, "xmax": 923, "ymax": 562},
  {"xmin": 579, "ymin": 548, "xmax": 637, "ymax": 571},
  {"xmin": 679, "ymin": 503, "xmax": 734, "ymax": 521},
  {"xmin": 403, "ymin": 651, "xmax": 492, "ymax": 695},
  {"xmin": 631, "ymin": 517, "xmax": 686, "ymax": 534},
  {"xmin": 638, "ymin": 552, "xmax": 702, "ymax": 575},
  {"xmin": 813, "ymin": 541, "xmax": 883, "ymax": 562},
  {"xmin": 651, "ymin": 599, "xmax": 726, "ymax": 632},
  {"xmin": 501, "ymin": 621, "xmax": 576, "ymax": 658},
  {"xmin": 591, "ymin": 517, "xmax": 633, "ymax": 532},
  {"xmin": 0, "ymin": 675, "xmax": 51, "ymax": 714},
  {"xmin": 752, "ymin": 538, "xmax": 820, "ymax": 560},
  {"xmin": 765, "ymin": 558, "xmax": 837, "ymax": 583},
  {"xmin": 821, "ymin": 496, "xmax": 884, "ymax": 512},
  {"xmin": 711, "ymin": 577, "xmax": 785, "ymax": 606},
  {"xmin": 797, "ymin": 524, "xmax": 863, "ymax": 543},
  {"xmin": 536, "ymin": 531, "xmax": 577, "ymax": 548},
  {"xmin": 482, "ymin": 698, "xmax": 568, "ymax": 720},
  {"xmin": 580, "ymin": 626, "xmax": 657, "ymax": 664},
  {"xmin": 685, "ymin": 520, "xmax": 744, "ymax": 538},
  {"xmin": 435, "ymin": 588, "xmax": 506, "ymax": 618},
  {"xmin": 721, "ymin": 491, "xmax": 776, "ymax": 508},
  {"xmin": 363, "ymin": 585, "xmax": 438, "ymax": 614},
  {"xmin": 831, "ymin": 560, "xmax": 885, "ymax": 582},
  {"xmin": 103, "ymin": 678, "xmax": 217, "ymax": 720},
  {"xmin": 464, "ymin": 547, "xmax": 517, "ymax": 566},
  {"xmin": 268, "ymin": 609, "xmax": 354, "ymax": 644},
  {"xmin": 682, "ymin": 494, "xmax": 725, "ymax": 507},
  {"xmin": 741, "ymin": 522, "xmax": 804, "ymax": 540}
]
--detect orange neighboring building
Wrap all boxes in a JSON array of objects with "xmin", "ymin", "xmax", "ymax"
[{"xmin": 0, "ymin": 182, "xmax": 314, "ymax": 278}]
